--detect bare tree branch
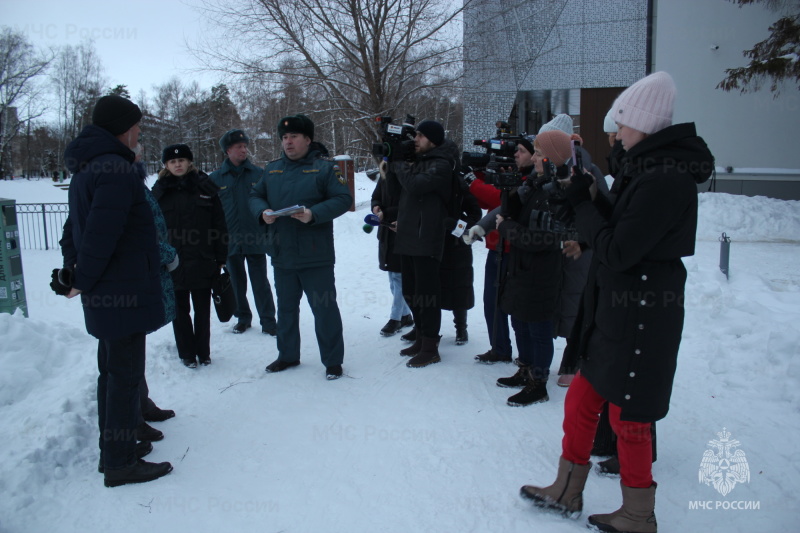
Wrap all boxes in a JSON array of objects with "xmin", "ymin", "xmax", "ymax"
[{"xmin": 189, "ymin": 0, "xmax": 468, "ymax": 156}]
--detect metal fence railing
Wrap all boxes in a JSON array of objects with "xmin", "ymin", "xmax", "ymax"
[{"xmin": 15, "ymin": 203, "xmax": 69, "ymax": 250}]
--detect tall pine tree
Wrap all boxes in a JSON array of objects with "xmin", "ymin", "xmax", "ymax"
[{"xmin": 717, "ymin": 0, "xmax": 800, "ymax": 94}]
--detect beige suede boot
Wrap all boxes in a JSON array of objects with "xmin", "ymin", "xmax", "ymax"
[
  {"xmin": 587, "ymin": 481, "xmax": 657, "ymax": 532},
  {"xmin": 520, "ymin": 456, "xmax": 592, "ymax": 517}
]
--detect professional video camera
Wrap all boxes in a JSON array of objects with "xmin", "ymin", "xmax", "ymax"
[
  {"xmin": 371, "ymin": 115, "xmax": 416, "ymax": 162},
  {"xmin": 461, "ymin": 121, "xmax": 524, "ymax": 171},
  {"xmin": 461, "ymin": 121, "xmax": 528, "ymax": 190},
  {"xmin": 483, "ymin": 155, "xmax": 525, "ymax": 189}
]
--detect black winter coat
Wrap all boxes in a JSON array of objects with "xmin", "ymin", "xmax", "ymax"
[
  {"xmin": 60, "ymin": 125, "xmax": 164, "ymax": 339},
  {"xmin": 371, "ymin": 178, "xmax": 402, "ymax": 273},
  {"xmin": 496, "ymin": 175, "xmax": 564, "ymax": 323},
  {"xmin": 440, "ymin": 178, "xmax": 481, "ymax": 311},
  {"xmin": 152, "ymin": 171, "xmax": 228, "ymax": 291},
  {"xmin": 388, "ymin": 140, "xmax": 457, "ymax": 261},
  {"xmin": 555, "ymin": 249, "xmax": 592, "ymax": 338},
  {"xmin": 564, "ymin": 123, "xmax": 714, "ymax": 423}
]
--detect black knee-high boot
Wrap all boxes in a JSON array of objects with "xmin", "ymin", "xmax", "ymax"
[{"xmin": 453, "ymin": 309, "xmax": 468, "ymax": 345}]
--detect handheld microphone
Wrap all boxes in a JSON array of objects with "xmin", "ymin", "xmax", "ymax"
[
  {"xmin": 363, "ymin": 213, "xmax": 397, "ymax": 233},
  {"xmin": 364, "ymin": 213, "xmax": 381, "ymax": 227}
]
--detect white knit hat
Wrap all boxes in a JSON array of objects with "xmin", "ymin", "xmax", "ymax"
[
  {"xmin": 610, "ymin": 71, "xmax": 676, "ymax": 134},
  {"xmin": 603, "ymin": 109, "xmax": 618, "ymax": 133},
  {"xmin": 538, "ymin": 113, "xmax": 573, "ymax": 135}
]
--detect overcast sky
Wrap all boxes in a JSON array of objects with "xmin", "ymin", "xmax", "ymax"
[{"xmin": 2, "ymin": 0, "xmax": 220, "ymax": 101}]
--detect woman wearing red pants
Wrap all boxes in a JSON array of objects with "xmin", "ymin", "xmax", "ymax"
[{"xmin": 519, "ymin": 71, "xmax": 714, "ymax": 533}]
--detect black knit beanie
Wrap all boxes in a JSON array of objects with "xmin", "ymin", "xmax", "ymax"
[
  {"xmin": 92, "ymin": 95, "xmax": 142, "ymax": 136},
  {"xmin": 517, "ymin": 135, "xmax": 535, "ymax": 155},
  {"xmin": 277, "ymin": 114, "xmax": 314, "ymax": 140},
  {"xmin": 162, "ymin": 144, "xmax": 194, "ymax": 164},
  {"xmin": 415, "ymin": 120, "xmax": 445, "ymax": 146}
]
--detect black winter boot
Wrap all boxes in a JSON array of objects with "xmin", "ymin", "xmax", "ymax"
[
  {"xmin": 143, "ymin": 406, "xmax": 175, "ymax": 422},
  {"xmin": 265, "ymin": 359, "xmax": 300, "ymax": 373},
  {"xmin": 496, "ymin": 365, "xmax": 530, "ymax": 388},
  {"xmin": 400, "ymin": 327, "xmax": 417, "ymax": 342},
  {"xmin": 474, "ymin": 349, "xmax": 512, "ymax": 364},
  {"xmin": 104, "ymin": 459, "xmax": 173, "ymax": 488},
  {"xmin": 98, "ymin": 441, "xmax": 153, "ymax": 474},
  {"xmin": 399, "ymin": 336, "xmax": 423, "ymax": 356},
  {"xmin": 507, "ymin": 377, "xmax": 549, "ymax": 406},
  {"xmin": 136, "ymin": 422, "xmax": 164, "ymax": 442},
  {"xmin": 596, "ymin": 455, "xmax": 621, "ymax": 476},
  {"xmin": 453, "ymin": 309, "xmax": 468, "ymax": 345},
  {"xmin": 380, "ymin": 319, "xmax": 403, "ymax": 337},
  {"xmin": 406, "ymin": 336, "xmax": 441, "ymax": 368}
]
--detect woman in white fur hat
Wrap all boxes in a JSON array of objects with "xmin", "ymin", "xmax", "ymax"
[{"xmin": 518, "ymin": 72, "xmax": 715, "ymax": 533}]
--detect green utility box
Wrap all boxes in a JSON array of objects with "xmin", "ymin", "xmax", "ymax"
[{"xmin": 0, "ymin": 198, "xmax": 28, "ymax": 317}]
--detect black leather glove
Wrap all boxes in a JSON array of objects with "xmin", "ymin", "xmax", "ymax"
[
  {"xmin": 50, "ymin": 267, "xmax": 73, "ymax": 296},
  {"xmin": 565, "ymin": 171, "xmax": 594, "ymax": 207}
]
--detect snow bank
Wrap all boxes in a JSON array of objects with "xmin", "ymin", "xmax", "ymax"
[{"xmin": 697, "ymin": 192, "xmax": 800, "ymax": 242}]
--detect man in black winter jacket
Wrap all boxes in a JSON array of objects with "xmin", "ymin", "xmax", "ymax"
[
  {"xmin": 59, "ymin": 95, "xmax": 173, "ymax": 487},
  {"xmin": 386, "ymin": 120, "xmax": 456, "ymax": 368}
]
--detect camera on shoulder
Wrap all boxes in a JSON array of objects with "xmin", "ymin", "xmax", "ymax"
[
  {"xmin": 371, "ymin": 115, "xmax": 416, "ymax": 162},
  {"xmin": 461, "ymin": 121, "xmax": 527, "ymax": 190}
]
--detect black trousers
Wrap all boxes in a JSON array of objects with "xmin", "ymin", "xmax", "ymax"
[
  {"xmin": 593, "ymin": 403, "xmax": 658, "ymax": 462},
  {"xmin": 172, "ymin": 288, "xmax": 212, "ymax": 362},
  {"xmin": 139, "ymin": 375, "xmax": 159, "ymax": 424},
  {"xmin": 401, "ymin": 255, "xmax": 442, "ymax": 339},
  {"xmin": 97, "ymin": 332, "xmax": 145, "ymax": 470}
]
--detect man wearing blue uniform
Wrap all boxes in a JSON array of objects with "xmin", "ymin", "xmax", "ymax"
[
  {"xmin": 249, "ymin": 115, "xmax": 352, "ymax": 380},
  {"xmin": 210, "ymin": 130, "xmax": 278, "ymax": 335}
]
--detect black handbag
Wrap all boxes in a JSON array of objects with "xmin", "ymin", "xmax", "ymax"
[{"xmin": 211, "ymin": 267, "xmax": 236, "ymax": 323}]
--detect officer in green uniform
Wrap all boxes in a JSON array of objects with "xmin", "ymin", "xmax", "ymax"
[
  {"xmin": 209, "ymin": 129, "xmax": 278, "ymax": 335},
  {"xmin": 249, "ymin": 114, "xmax": 352, "ymax": 380}
]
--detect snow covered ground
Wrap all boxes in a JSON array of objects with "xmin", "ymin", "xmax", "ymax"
[{"xmin": 1, "ymin": 175, "xmax": 798, "ymax": 533}]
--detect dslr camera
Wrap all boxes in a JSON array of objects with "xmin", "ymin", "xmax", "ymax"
[{"xmin": 371, "ymin": 115, "xmax": 416, "ymax": 162}]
